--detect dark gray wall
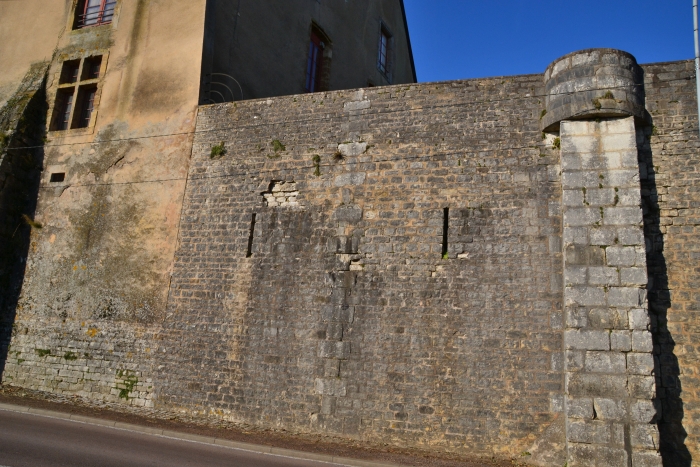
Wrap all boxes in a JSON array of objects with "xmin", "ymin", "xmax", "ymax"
[{"xmin": 200, "ymin": 0, "xmax": 415, "ymax": 103}]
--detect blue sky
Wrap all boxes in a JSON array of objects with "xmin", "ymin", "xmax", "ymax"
[{"xmin": 403, "ymin": 0, "xmax": 693, "ymax": 83}]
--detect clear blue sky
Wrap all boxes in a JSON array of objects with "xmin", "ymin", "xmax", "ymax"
[{"xmin": 403, "ymin": 0, "xmax": 693, "ymax": 83}]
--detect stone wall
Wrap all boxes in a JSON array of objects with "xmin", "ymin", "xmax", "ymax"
[
  {"xmin": 640, "ymin": 59, "xmax": 700, "ymax": 466},
  {"xmin": 0, "ymin": 62, "xmax": 49, "ymax": 377},
  {"xmin": 2, "ymin": 53, "xmax": 698, "ymax": 467},
  {"xmin": 560, "ymin": 117, "xmax": 660, "ymax": 466},
  {"xmin": 156, "ymin": 76, "xmax": 567, "ymax": 462}
]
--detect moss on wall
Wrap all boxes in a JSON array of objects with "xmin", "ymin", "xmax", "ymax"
[{"xmin": 0, "ymin": 61, "xmax": 49, "ymax": 379}]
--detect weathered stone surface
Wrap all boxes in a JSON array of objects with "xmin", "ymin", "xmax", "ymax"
[
  {"xmin": 565, "ymin": 330, "xmax": 609, "ymax": 350},
  {"xmin": 3, "ymin": 54, "xmax": 697, "ymax": 467},
  {"xmin": 543, "ymin": 49, "xmax": 646, "ymax": 131},
  {"xmin": 567, "ymin": 374, "xmax": 628, "ymax": 398},
  {"xmin": 147, "ymin": 73, "xmax": 566, "ymax": 461}
]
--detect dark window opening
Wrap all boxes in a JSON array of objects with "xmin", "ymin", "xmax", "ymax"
[
  {"xmin": 59, "ymin": 60, "xmax": 81, "ymax": 84},
  {"xmin": 50, "ymin": 173, "xmax": 66, "ymax": 183},
  {"xmin": 305, "ymin": 31, "xmax": 324, "ymax": 93},
  {"xmin": 50, "ymin": 89, "xmax": 75, "ymax": 131},
  {"xmin": 52, "ymin": 56, "xmax": 104, "ymax": 132},
  {"xmin": 74, "ymin": 0, "xmax": 117, "ymax": 29},
  {"xmin": 441, "ymin": 207, "xmax": 449, "ymax": 258},
  {"xmin": 81, "ymin": 56, "xmax": 103, "ymax": 81},
  {"xmin": 377, "ymin": 23, "xmax": 393, "ymax": 83},
  {"xmin": 246, "ymin": 213, "xmax": 257, "ymax": 257},
  {"xmin": 305, "ymin": 24, "xmax": 332, "ymax": 93},
  {"xmin": 72, "ymin": 85, "xmax": 97, "ymax": 129}
]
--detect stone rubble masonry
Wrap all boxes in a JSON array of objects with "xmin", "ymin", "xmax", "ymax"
[
  {"xmin": 560, "ymin": 117, "xmax": 661, "ymax": 467},
  {"xmin": 640, "ymin": 59, "xmax": 700, "ymax": 466},
  {"xmin": 155, "ymin": 77, "xmax": 567, "ymax": 464},
  {"xmin": 2, "ymin": 54, "xmax": 698, "ymax": 467}
]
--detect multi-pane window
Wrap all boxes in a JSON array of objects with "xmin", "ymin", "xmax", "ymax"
[
  {"xmin": 75, "ymin": 0, "xmax": 117, "ymax": 29},
  {"xmin": 59, "ymin": 59, "xmax": 81, "ymax": 84},
  {"xmin": 305, "ymin": 31, "xmax": 323, "ymax": 93},
  {"xmin": 378, "ymin": 32, "xmax": 389, "ymax": 74},
  {"xmin": 82, "ymin": 56, "xmax": 103, "ymax": 81},
  {"xmin": 50, "ymin": 56, "xmax": 103, "ymax": 131},
  {"xmin": 377, "ymin": 23, "xmax": 393, "ymax": 82},
  {"xmin": 75, "ymin": 86, "xmax": 97, "ymax": 129},
  {"xmin": 53, "ymin": 90, "xmax": 74, "ymax": 131}
]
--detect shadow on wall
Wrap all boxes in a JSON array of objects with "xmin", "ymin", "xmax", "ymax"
[
  {"xmin": 0, "ymin": 77, "xmax": 48, "ymax": 381},
  {"xmin": 639, "ymin": 122, "xmax": 693, "ymax": 467}
]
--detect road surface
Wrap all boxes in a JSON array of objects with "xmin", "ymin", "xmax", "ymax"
[{"xmin": 0, "ymin": 409, "xmax": 349, "ymax": 467}]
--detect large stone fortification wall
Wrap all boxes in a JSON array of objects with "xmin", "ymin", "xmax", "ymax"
[
  {"xmin": 640, "ymin": 59, "xmax": 700, "ymax": 466},
  {"xmin": 156, "ymin": 76, "xmax": 567, "ymax": 462},
  {"xmin": 2, "ymin": 50, "xmax": 699, "ymax": 467}
]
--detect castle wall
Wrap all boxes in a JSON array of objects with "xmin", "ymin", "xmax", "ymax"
[
  {"xmin": 640, "ymin": 59, "xmax": 700, "ymax": 466},
  {"xmin": 156, "ymin": 76, "xmax": 568, "ymax": 462},
  {"xmin": 2, "ymin": 51, "xmax": 698, "ymax": 466}
]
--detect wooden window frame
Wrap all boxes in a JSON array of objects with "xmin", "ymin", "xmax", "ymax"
[{"xmin": 49, "ymin": 54, "xmax": 107, "ymax": 133}]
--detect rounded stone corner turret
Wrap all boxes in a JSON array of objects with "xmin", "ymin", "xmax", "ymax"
[{"xmin": 542, "ymin": 48, "xmax": 647, "ymax": 132}]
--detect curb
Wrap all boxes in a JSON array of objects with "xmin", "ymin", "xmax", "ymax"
[{"xmin": 0, "ymin": 403, "xmax": 399, "ymax": 467}]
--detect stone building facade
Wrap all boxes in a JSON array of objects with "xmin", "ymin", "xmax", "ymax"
[
  {"xmin": 0, "ymin": 0, "xmax": 414, "ymax": 422},
  {"xmin": 0, "ymin": 3, "xmax": 698, "ymax": 467}
]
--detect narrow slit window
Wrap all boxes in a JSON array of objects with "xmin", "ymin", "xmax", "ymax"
[
  {"xmin": 50, "ymin": 173, "xmax": 66, "ymax": 183},
  {"xmin": 305, "ymin": 31, "xmax": 323, "ymax": 93},
  {"xmin": 441, "ymin": 208, "xmax": 449, "ymax": 258},
  {"xmin": 246, "ymin": 213, "xmax": 257, "ymax": 257},
  {"xmin": 377, "ymin": 23, "xmax": 393, "ymax": 81}
]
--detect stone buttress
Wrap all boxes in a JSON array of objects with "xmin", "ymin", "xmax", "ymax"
[{"xmin": 544, "ymin": 49, "xmax": 662, "ymax": 467}]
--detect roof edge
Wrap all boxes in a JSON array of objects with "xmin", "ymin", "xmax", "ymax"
[{"xmin": 399, "ymin": 0, "xmax": 417, "ymax": 83}]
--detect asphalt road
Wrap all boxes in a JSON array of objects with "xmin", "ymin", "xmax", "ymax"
[{"xmin": 0, "ymin": 409, "xmax": 347, "ymax": 467}]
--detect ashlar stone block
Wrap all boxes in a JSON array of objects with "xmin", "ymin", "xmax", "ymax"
[
  {"xmin": 567, "ymin": 373, "xmax": 627, "ymax": 398},
  {"xmin": 567, "ymin": 420, "xmax": 611, "ymax": 444},
  {"xmin": 632, "ymin": 330, "xmax": 654, "ymax": 352},
  {"xmin": 568, "ymin": 397, "xmax": 594, "ymax": 419},
  {"xmin": 565, "ymin": 330, "xmax": 609, "ymax": 350},
  {"xmin": 608, "ymin": 287, "xmax": 643, "ymax": 307},
  {"xmin": 588, "ymin": 267, "xmax": 619, "ymax": 286},
  {"xmin": 631, "ymin": 399, "xmax": 659, "ymax": 423},
  {"xmin": 630, "ymin": 423, "xmax": 660, "ymax": 449},
  {"xmin": 610, "ymin": 331, "xmax": 631, "ymax": 351},
  {"xmin": 627, "ymin": 353, "xmax": 655, "ymax": 375},
  {"xmin": 603, "ymin": 206, "xmax": 643, "ymax": 226},
  {"xmin": 593, "ymin": 398, "xmax": 627, "ymax": 421},
  {"xmin": 588, "ymin": 308, "xmax": 628, "ymax": 329},
  {"xmin": 585, "ymin": 351, "xmax": 626, "ymax": 373},
  {"xmin": 564, "ymin": 207, "xmax": 602, "ymax": 226},
  {"xmin": 629, "ymin": 308, "xmax": 650, "ymax": 330},
  {"xmin": 620, "ymin": 267, "xmax": 647, "ymax": 286},
  {"xmin": 565, "ymin": 287, "xmax": 606, "ymax": 307},
  {"xmin": 628, "ymin": 375, "xmax": 656, "ymax": 399},
  {"xmin": 605, "ymin": 246, "xmax": 637, "ymax": 267},
  {"xmin": 568, "ymin": 444, "xmax": 628, "ymax": 467}
]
